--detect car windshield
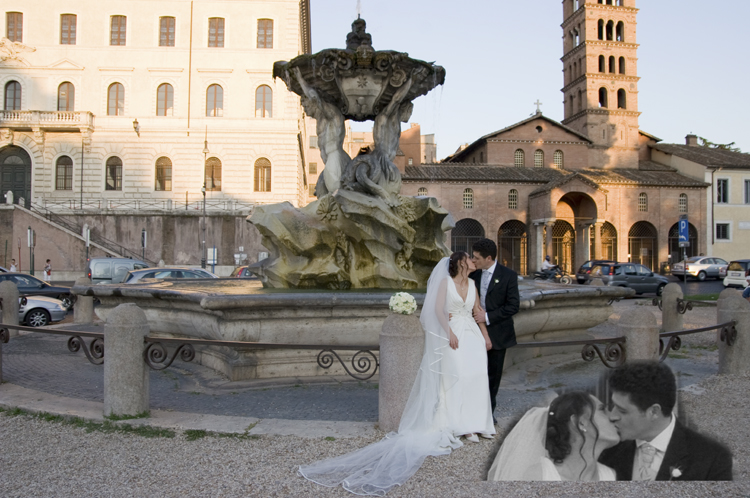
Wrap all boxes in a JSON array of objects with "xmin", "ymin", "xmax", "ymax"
[{"xmin": 686, "ymin": 257, "xmax": 703, "ymax": 263}]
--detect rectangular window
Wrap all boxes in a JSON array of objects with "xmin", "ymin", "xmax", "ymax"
[
  {"xmin": 160, "ymin": 16, "xmax": 175, "ymax": 47},
  {"xmin": 310, "ymin": 136, "xmax": 318, "ymax": 149},
  {"xmin": 257, "ymin": 19, "xmax": 273, "ymax": 48},
  {"xmin": 6, "ymin": 12, "xmax": 22, "ymax": 42},
  {"xmin": 716, "ymin": 223, "xmax": 730, "ymax": 240},
  {"xmin": 60, "ymin": 14, "xmax": 77, "ymax": 45},
  {"xmin": 309, "ymin": 162, "xmax": 317, "ymax": 175},
  {"xmin": 110, "ymin": 15, "xmax": 126, "ymax": 45},
  {"xmin": 745, "ymin": 180, "xmax": 750, "ymax": 204},
  {"xmin": 717, "ymin": 179, "xmax": 729, "ymax": 204},
  {"xmin": 208, "ymin": 17, "xmax": 224, "ymax": 47}
]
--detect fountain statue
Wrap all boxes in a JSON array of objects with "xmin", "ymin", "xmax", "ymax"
[{"xmin": 249, "ymin": 18, "xmax": 450, "ymax": 289}]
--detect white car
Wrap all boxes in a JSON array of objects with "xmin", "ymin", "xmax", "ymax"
[
  {"xmin": 723, "ymin": 260, "xmax": 750, "ymax": 288},
  {"xmin": 19, "ymin": 295, "xmax": 68, "ymax": 327}
]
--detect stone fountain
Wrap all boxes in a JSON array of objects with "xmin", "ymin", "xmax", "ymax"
[
  {"xmin": 73, "ymin": 19, "xmax": 634, "ymax": 383},
  {"xmin": 249, "ymin": 19, "xmax": 450, "ymax": 289}
]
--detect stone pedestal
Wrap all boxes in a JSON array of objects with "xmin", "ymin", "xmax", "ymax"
[
  {"xmin": 718, "ymin": 290, "xmax": 750, "ymax": 375},
  {"xmin": 378, "ymin": 313, "xmax": 424, "ymax": 432},
  {"xmin": 0, "ymin": 280, "xmax": 20, "ymax": 338},
  {"xmin": 73, "ymin": 277, "xmax": 94, "ymax": 324},
  {"xmin": 661, "ymin": 283, "xmax": 683, "ymax": 333},
  {"xmin": 104, "ymin": 303, "xmax": 150, "ymax": 417},
  {"xmin": 619, "ymin": 307, "xmax": 659, "ymax": 361}
]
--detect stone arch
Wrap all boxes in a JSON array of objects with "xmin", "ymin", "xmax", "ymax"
[
  {"xmin": 628, "ymin": 221, "xmax": 658, "ymax": 270},
  {"xmin": 549, "ymin": 220, "xmax": 575, "ymax": 273},
  {"xmin": 451, "ymin": 218, "xmax": 485, "ymax": 254},
  {"xmin": 0, "ymin": 145, "xmax": 32, "ymax": 207},
  {"xmin": 590, "ymin": 221, "xmax": 618, "ymax": 261},
  {"xmin": 498, "ymin": 220, "xmax": 527, "ymax": 275}
]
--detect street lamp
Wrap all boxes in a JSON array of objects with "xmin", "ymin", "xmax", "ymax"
[{"xmin": 201, "ymin": 133, "xmax": 209, "ymax": 269}]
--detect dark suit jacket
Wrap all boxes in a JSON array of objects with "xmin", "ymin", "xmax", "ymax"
[
  {"xmin": 599, "ymin": 420, "xmax": 733, "ymax": 481},
  {"xmin": 470, "ymin": 263, "xmax": 520, "ymax": 350}
]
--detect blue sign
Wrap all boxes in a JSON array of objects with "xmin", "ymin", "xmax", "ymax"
[{"xmin": 679, "ymin": 215, "xmax": 689, "ymax": 244}]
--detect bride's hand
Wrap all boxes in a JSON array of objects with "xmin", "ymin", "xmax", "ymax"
[
  {"xmin": 449, "ymin": 331, "xmax": 459, "ymax": 350},
  {"xmin": 485, "ymin": 337, "xmax": 492, "ymax": 351}
]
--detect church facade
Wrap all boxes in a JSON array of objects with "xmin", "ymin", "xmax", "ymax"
[{"xmin": 402, "ymin": 0, "xmax": 710, "ymax": 275}]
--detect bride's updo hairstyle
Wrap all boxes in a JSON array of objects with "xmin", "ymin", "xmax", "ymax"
[
  {"xmin": 545, "ymin": 391, "xmax": 598, "ymax": 465},
  {"xmin": 448, "ymin": 252, "xmax": 468, "ymax": 277}
]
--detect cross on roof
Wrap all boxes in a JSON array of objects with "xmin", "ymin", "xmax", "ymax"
[{"xmin": 534, "ymin": 100, "xmax": 543, "ymax": 114}]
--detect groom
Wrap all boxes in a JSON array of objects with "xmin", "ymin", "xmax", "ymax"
[
  {"xmin": 599, "ymin": 361, "xmax": 733, "ymax": 480},
  {"xmin": 470, "ymin": 239, "xmax": 520, "ymax": 424}
]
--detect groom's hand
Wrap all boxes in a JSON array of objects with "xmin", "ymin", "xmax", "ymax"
[{"xmin": 473, "ymin": 308, "xmax": 485, "ymax": 324}]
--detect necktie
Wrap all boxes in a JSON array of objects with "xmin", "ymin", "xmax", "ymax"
[
  {"xmin": 635, "ymin": 443, "xmax": 658, "ymax": 481},
  {"xmin": 481, "ymin": 269, "xmax": 490, "ymax": 310}
]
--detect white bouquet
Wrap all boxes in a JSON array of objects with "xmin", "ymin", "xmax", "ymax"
[{"xmin": 389, "ymin": 292, "xmax": 417, "ymax": 315}]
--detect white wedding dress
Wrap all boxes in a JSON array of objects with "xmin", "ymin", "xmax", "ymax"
[{"xmin": 299, "ymin": 258, "xmax": 494, "ymax": 495}]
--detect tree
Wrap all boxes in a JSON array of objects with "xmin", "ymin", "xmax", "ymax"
[{"xmin": 698, "ymin": 137, "xmax": 742, "ymax": 153}]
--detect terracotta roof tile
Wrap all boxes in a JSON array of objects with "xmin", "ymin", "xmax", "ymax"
[
  {"xmin": 652, "ymin": 143, "xmax": 750, "ymax": 168},
  {"xmin": 403, "ymin": 165, "xmax": 567, "ymax": 183}
]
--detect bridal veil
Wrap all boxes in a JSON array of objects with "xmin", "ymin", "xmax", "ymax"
[{"xmin": 299, "ymin": 257, "xmax": 462, "ymax": 495}]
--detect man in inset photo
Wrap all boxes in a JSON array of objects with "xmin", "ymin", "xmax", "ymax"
[{"xmin": 600, "ymin": 361, "xmax": 732, "ymax": 481}]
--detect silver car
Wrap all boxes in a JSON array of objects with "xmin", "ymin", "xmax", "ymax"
[
  {"xmin": 671, "ymin": 256, "xmax": 728, "ymax": 281},
  {"xmin": 123, "ymin": 267, "xmax": 219, "ymax": 284},
  {"xmin": 19, "ymin": 295, "xmax": 68, "ymax": 327}
]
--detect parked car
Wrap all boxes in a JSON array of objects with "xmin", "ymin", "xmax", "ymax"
[
  {"xmin": 19, "ymin": 295, "xmax": 68, "ymax": 327},
  {"xmin": 723, "ymin": 259, "xmax": 750, "ymax": 288},
  {"xmin": 0, "ymin": 273, "xmax": 76, "ymax": 308},
  {"xmin": 88, "ymin": 257, "xmax": 149, "ymax": 284},
  {"xmin": 122, "ymin": 267, "xmax": 219, "ymax": 284},
  {"xmin": 229, "ymin": 266, "xmax": 258, "ymax": 279},
  {"xmin": 589, "ymin": 262, "xmax": 669, "ymax": 296},
  {"xmin": 575, "ymin": 259, "xmax": 616, "ymax": 284},
  {"xmin": 671, "ymin": 256, "xmax": 728, "ymax": 281}
]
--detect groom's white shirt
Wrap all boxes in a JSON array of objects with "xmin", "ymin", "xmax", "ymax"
[
  {"xmin": 481, "ymin": 261, "xmax": 497, "ymax": 325},
  {"xmin": 634, "ymin": 413, "xmax": 676, "ymax": 476}
]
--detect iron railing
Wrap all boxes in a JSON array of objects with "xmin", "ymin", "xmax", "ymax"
[
  {"xmin": 652, "ymin": 297, "xmax": 718, "ymax": 313},
  {"xmin": 658, "ymin": 321, "xmax": 736, "ymax": 362}
]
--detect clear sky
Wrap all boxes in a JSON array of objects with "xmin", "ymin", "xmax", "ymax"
[{"xmin": 309, "ymin": 0, "xmax": 750, "ymax": 160}]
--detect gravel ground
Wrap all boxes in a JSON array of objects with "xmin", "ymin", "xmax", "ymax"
[{"xmin": 2, "ymin": 299, "xmax": 749, "ymax": 497}]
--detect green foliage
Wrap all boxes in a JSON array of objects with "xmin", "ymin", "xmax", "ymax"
[
  {"xmin": 698, "ymin": 137, "xmax": 742, "ymax": 153},
  {"xmin": 185, "ymin": 429, "xmax": 208, "ymax": 441},
  {"xmin": 105, "ymin": 411, "xmax": 150, "ymax": 421},
  {"xmin": 325, "ymin": 436, "xmax": 336, "ymax": 441}
]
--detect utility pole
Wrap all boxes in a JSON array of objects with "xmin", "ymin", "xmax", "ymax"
[{"xmin": 201, "ymin": 128, "xmax": 209, "ymax": 269}]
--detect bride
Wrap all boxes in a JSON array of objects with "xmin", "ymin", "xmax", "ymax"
[
  {"xmin": 488, "ymin": 391, "xmax": 620, "ymax": 481},
  {"xmin": 299, "ymin": 252, "xmax": 495, "ymax": 495}
]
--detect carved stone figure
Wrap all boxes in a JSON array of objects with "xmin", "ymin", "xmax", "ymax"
[
  {"xmin": 293, "ymin": 67, "xmax": 350, "ymax": 195},
  {"xmin": 0, "ymin": 38, "xmax": 36, "ymax": 63}
]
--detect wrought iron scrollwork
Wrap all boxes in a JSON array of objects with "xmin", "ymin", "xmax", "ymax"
[
  {"xmin": 317, "ymin": 349, "xmax": 379, "ymax": 380},
  {"xmin": 676, "ymin": 298, "xmax": 694, "ymax": 314},
  {"xmin": 720, "ymin": 323, "xmax": 737, "ymax": 346},
  {"xmin": 658, "ymin": 336, "xmax": 682, "ymax": 362},
  {"xmin": 651, "ymin": 298, "xmax": 662, "ymax": 310},
  {"xmin": 67, "ymin": 336, "xmax": 104, "ymax": 365},
  {"xmin": 581, "ymin": 342, "xmax": 626, "ymax": 368},
  {"xmin": 608, "ymin": 297, "xmax": 623, "ymax": 306},
  {"xmin": 144, "ymin": 342, "xmax": 196, "ymax": 370}
]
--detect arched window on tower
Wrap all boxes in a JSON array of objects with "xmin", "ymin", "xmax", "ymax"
[
  {"xmin": 598, "ymin": 20, "xmax": 604, "ymax": 40},
  {"xmin": 514, "ymin": 149, "xmax": 525, "ymax": 168},
  {"xmin": 619, "ymin": 56, "xmax": 626, "ymax": 74},
  {"xmin": 616, "ymin": 22, "xmax": 625, "ymax": 42},
  {"xmin": 599, "ymin": 55, "xmax": 605, "ymax": 73},
  {"xmin": 574, "ymin": 28, "xmax": 580, "ymax": 46},
  {"xmin": 577, "ymin": 89, "xmax": 583, "ymax": 112},
  {"xmin": 463, "ymin": 188, "xmax": 474, "ymax": 209},
  {"xmin": 609, "ymin": 56, "xmax": 616, "ymax": 73},
  {"xmin": 573, "ymin": 61, "xmax": 577, "ymax": 79},
  {"xmin": 553, "ymin": 150, "xmax": 564, "ymax": 169},
  {"xmin": 579, "ymin": 57, "xmax": 584, "ymax": 75},
  {"xmin": 606, "ymin": 21, "xmax": 614, "ymax": 41},
  {"xmin": 569, "ymin": 94, "xmax": 575, "ymax": 115},
  {"xmin": 508, "ymin": 189, "xmax": 518, "ymax": 209},
  {"xmin": 534, "ymin": 150, "xmax": 544, "ymax": 168},
  {"xmin": 599, "ymin": 88, "xmax": 608, "ymax": 108},
  {"xmin": 617, "ymin": 89, "xmax": 627, "ymax": 109}
]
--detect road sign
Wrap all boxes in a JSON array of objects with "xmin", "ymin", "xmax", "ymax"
[
  {"xmin": 679, "ymin": 241, "xmax": 690, "ymax": 248},
  {"xmin": 678, "ymin": 215, "xmax": 689, "ymax": 243}
]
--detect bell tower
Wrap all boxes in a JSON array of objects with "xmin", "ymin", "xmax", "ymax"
[{"xmin": 561, "ymin": 0, "xmax": 641, "ymax": 169}]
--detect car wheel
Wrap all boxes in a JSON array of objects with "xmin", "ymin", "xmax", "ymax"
[
  {"xmin": 697, "ymin": 271, "xmax": 707, "ymax": 282},
  {"xmin": 657, "ymin": 284, "xmax": 666, "ymax": 297},
  {"xmin": 26, "ymin": 309, "xmax": 50, "ymax": 327},
  {"xmin": 534, "ymin": 277, "xmax": 543, "ymax": 281},
  {"xmin": 560, "ymin": 276, "xmax": 573, "ymax": 285}
]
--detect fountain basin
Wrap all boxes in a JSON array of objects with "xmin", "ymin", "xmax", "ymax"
[{"xmin": 73, "ymin": 280, "xmax": 633, "ymax": 381}]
